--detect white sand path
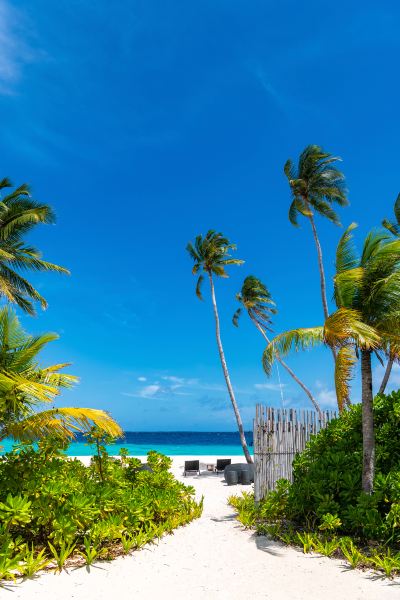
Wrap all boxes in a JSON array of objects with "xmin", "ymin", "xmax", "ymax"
[{"xmin": 4, "ymin": 456, "xmax": 399, "ymax": 600}]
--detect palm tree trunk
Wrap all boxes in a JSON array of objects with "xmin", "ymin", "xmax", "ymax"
[
  {"xmin": 308, "ymin": 213, "xmax": 330, "ymax": 321},
  {"xmin": 378, "ymin": 356, "xmax": 394, "ymax": 396},
  {"xmin": 308, "ymin": 212, "xmax": 338, "ymax": 368},
  {"xmin": 208, "ymin": 273, "xmax": 253, "ymax": 464},
  {"xmin": 252, "ymin": 318, "xmax": 322, "ymax": 418},
  {"xmin": 361, "ymin": 349, "xmax": 375, "ymax": 494}
]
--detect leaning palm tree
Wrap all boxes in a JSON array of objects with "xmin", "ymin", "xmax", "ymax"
[
  {"xmin": 0, "ymin": 307, "xmax": 122, "ymax": 443},
  {"xmin": 186, "ymin": 231, "xmax": 252, "ymax": 463},
  {"xmin": 0, "ymin": 178, "xmax": 69, "ymax": 315},
  {"xmin": 233, "ymin": 276, "xmax": 322, "ymax": 416},
  {"xmin": 379, "ymin": 192, "xmax": 400, "ymax": 394},
  {"xmin": 284, "ymin": 145, "xmax": 348, "ymax": 323},
  {"xmin": 263, "ymin": 225, "xmax": 400, "ymax": 493}
]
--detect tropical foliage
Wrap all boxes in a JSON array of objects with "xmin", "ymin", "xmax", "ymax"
[
  {"xmin": 262, "ymin": 224, "xmax": 400, "ymax": 492},
  {"xmin": 382, "ymin": 192, "xmax": 400, "ymax": 237},
  {"xmin": 0, "ymin": 438, "xmax": 202, "ymax": 580},
  {"xmin": 0, "ymin": 178, "xmax": 68, "ymax": 315},
  {"xmin": 379, "ymin": 192, "xmax": 400, "ymax": 394},
  {"xmin": 0, "ymin": 306, "xmax": 122, "ymax": 443},
  {"xmin": 187, "ymin": 231, "xmax": 253, "ymax": 463},
  {"xmin": 229, "ymin": 391, "xmax": 400, "ymax": 578}
]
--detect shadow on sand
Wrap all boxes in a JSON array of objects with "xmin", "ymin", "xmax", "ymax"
[{"xmin": 249, "ymin": 532, "xmax": 284, "ymax": 557}]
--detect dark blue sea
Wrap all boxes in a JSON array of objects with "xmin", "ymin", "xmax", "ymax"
[{"xmin": 1, "ymin": 431, "xmax": 253, "ymax": 456}]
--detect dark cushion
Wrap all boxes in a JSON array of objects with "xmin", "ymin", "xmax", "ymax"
[
  {"xmin": 184, "ymin": 460, "xmax": 200, "ymax": 471},
  {"xmin": 216, "ymin": 459, "xmax": 231, "ymax": 471},
  {"xmin": 225, "ymin": 470, "xmax": 239, "ymax": 485},
  {"xmin": 224, "ymin": 463, "xmax": 254, "ymax": 483}
]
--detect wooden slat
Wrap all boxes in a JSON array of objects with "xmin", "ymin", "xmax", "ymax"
[{"xmin": 253, "ymin": 405, "xmax": 336, "ymax": 502}]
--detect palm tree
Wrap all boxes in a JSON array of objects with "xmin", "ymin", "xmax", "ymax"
[
  {"xmin": 262, "ymin": 225, "xmax": 400, "ymax": 493},
  {"xmin": 0, "ymin": 307, "xmax": 122, "ymax": 443},
  {"xmin": 379, "ymin": 192, "xmax": 400, "ymax": 394},
  {"xmin": 0, "ymin": 178, "xmax": 69, "ymax": 315},
  {"xmin": 284, "ymin": 145, "xmax": 348, "ymax": 323},
  {"xmin": 186, "ymin": 231, "xmax": 252, "ymax": 463},
  {"xmin": 233, "ymin": 276, "xmax": 322, "ymax": 416}
]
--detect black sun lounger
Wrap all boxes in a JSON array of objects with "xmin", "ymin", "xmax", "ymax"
[
  {"xmin": 214, "ymin": 458, "xmax": 231, "ymax": 474},
  {"xmin": 183, "ymin": 460, "xmax": 200, "ymax": 476}
]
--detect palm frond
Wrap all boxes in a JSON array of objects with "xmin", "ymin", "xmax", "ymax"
[
  {"xmin": 0, "ymin": 178, "xmax": 12, "ymax": 191},
  {"xmin": 232, "ymin": 307, "xmax": 242, "ymax": 327},
  {"xmin": 311, "ymin": 197, "xmax": 341, "ymax": 225},
  {"xmin": 288, "ymin": 199, "xmax": 299, "ymax": 226},
  {"xmin": 336, "ymin": 223, "xmax": 359, "ymax": 273},
  {"xmin": 324, "ymin": 308, "xmax": 381, "ymax": 350},
  {"xmin": 195, "ymin": 274, "xmax": 204, "ymax": 300},
  {"xmin": 334, "ymin": 346, "xmax": 356, "ymax": 411},
  {"xmin": 361, "ymin": 229, "xmax": 392, "ymax": 266},
  {"xmin": 334, "ymin": 267, "xmax": 363, "ymax": 308},
  {"xmin": 382, "ymin": 219, "xmax": 400, "ymax": 236},
  {"xmin": 283, "ymin": 158, "xmax": 296, "ymax": 181},
  {"xmin": 262, "ymin": 326, "xmax": 324, "ymax": 376},
  {"xmin": 5, "ymin": 407, "xmax": 122, "ymax": 442},
  {"xmin": 394, "ymin": 192, "xmax": 400, "ymax": 224},
  {"xmin": 0, "ymin": 178, "xmax": 68, "ymax": 314}
]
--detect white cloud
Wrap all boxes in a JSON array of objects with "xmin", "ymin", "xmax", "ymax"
[
  {"xmin": 162, "ymin": 375, "xmax": 184, "ymax": 384},
  {"xmin": 139, "ymin": 384, "xmax": 161, "ymax": 398},
  {"xmin": 137, "ymin": 376, "xmax": 147, "ymax": 382},
  {"xmin": 374, "ymin": 361, "xmax": 400, "ymax": 391},
  {"xmin": 0, "ymin": 2, "xmax": 39, "ymax": 94},
  {"xmin": 162, "ymin": 375, "xmax": 199, "ymax": 387},
  {"xmin": 254, "ymin": 383, "xmax": 286, "ymax": 392},
  {"xmin": 316, "ymin": 387, "xmax": 337, "ymax": 408}
]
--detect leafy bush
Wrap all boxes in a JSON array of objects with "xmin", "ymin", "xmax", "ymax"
[
  {"xmin": 0, "ymin": 435, "xmax": 202, "ymax": 580},
  {"xmin": 228, "ymin": 391, "xmax": 400, "ymax": 578},
  {"xmin": 287, "ymin": 390, "xmax": 400, "ymax": 544}
]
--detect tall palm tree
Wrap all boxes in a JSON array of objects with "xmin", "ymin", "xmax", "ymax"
[
  {"xmin": 262, "ymin": 225, "xmax": 400, "ymax": 493},
  {"xmin": 233, "ymin": 275, "xmax": 322, "ymax": 416},
  {"xmin": 379, "ymin": 192, "xmax": 400, "ymax": 394},
  {"xmin": 0, "ymin": 307, "xmax": 122, "ymax": 443},
  {"xmin": 284, "ymin": 145, "xmax": 348, "ymax": 323},
  {"xmin": 0, "ymin": 178, "xmax": 69, "ymax": 315},
  {"xmin": 186, "ymin": 231, "xmax": 252, "ymax": 463}
]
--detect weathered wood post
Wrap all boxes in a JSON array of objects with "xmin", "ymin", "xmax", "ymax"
[{"xmin": 253, "ymin": 405, "xmax": 336, "ymax": 502}]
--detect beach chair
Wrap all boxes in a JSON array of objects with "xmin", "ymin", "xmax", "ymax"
[
  {"xmin": 214, "ymin": 458, "xmax": 231, "ymax": 474},
  {"xmin": 183, "ymin": 460, "xmax": 200, "ymax": 476}
]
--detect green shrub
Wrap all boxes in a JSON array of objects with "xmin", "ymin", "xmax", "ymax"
[
  {"xmin": 286, "ymin": 390, "xmax": 400, "ymax": 544},
  {"xmin": 0, "ymin": 435, "xmax": 202, "ymax": 580},
  {"xmin": 228, "ymin": 391, "xmax": 400, "ymax": 578},
  {"xmin": 227, "ymin": 491, "xmax": 257, "ymax": 527}
]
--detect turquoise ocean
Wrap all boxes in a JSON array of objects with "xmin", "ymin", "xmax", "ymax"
[{"xmin": 0, "ymin": 432, "xmax": 252, "ymax": 456}]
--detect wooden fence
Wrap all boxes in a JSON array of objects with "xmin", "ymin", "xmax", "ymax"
[{"xmin": 253, "ymin": 405, "xmax": 336, "ymax": 502}]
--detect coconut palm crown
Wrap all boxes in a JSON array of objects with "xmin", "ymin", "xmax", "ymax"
[
  {"xmin": 0, "ymin": 307, "xmax": 122, "ymax": 442},
  {"xmin": 0, "ymin": 177, "xmax": 69, "ymax": 315},
  {"xmin": 233, "ymin": 275, "xmax": 276, "ymax": 330},
  {"xmin": 285, "ymin": 145, "xmax": 348, "ymax": 228},
  {"xmin": 187, "ymin": 230, "xmax": 244, "ymax": 299}
]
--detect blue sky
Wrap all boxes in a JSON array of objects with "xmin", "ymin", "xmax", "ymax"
[{"xmin": 0, "ymin": 0, "xmax": 399, "ymax": 430}]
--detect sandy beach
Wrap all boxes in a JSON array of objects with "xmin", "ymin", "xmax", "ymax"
[{"xmin": 5, "ymin": 455, "xmax": 399, "ymax": 600}]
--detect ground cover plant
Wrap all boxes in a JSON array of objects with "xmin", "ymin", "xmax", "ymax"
[
  {"xmin": 0, "ymin": 433, "xmax": 202, "ymax": 581},
  {"xmin": 228, "ymin": 391, "xmax": 400, "ymax": 578}
]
